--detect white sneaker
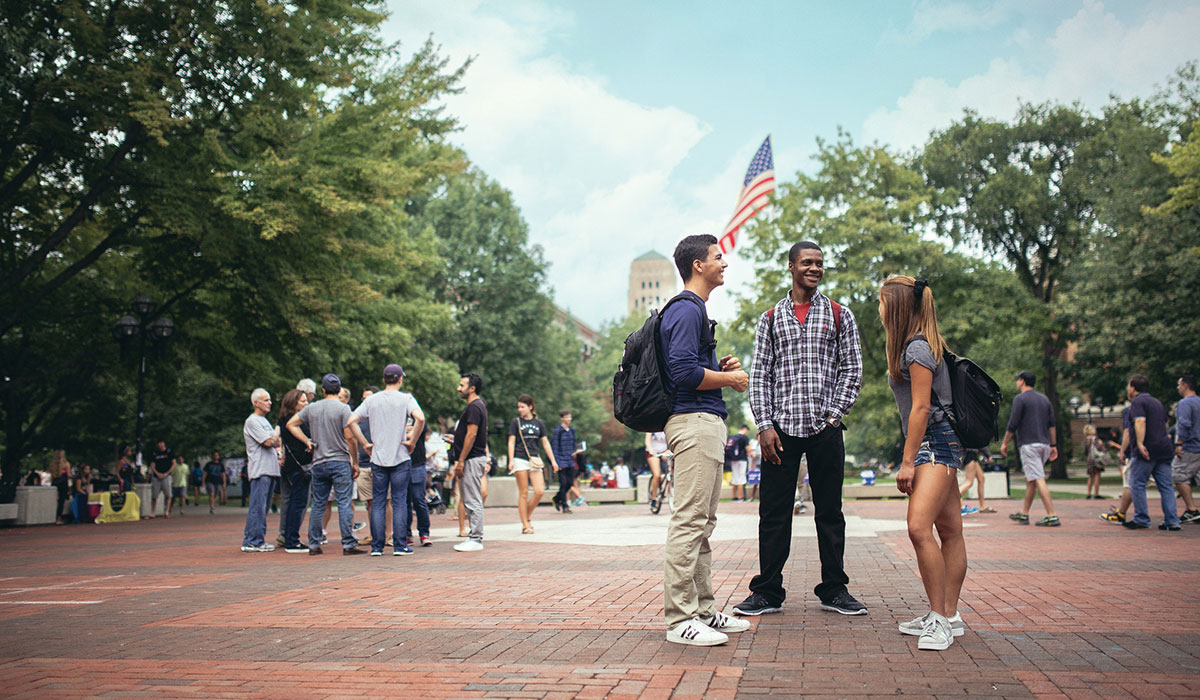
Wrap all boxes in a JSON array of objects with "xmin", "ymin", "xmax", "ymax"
[
  {"xmin": 453, "ymin": 540, "xmax": 484, "ymax": 552},
  {"xmin": 899, "ymin": 611, "xmax": 965, "ymax": 637},
  {"xmin": 917, "ymin": 612, "xmax": 954, "ymax": 650},
  {"xmin": 706, "ymin": 611, "xmax": 751, "ymax": 633},
  {"xmin": 239, "ymin": 543, "xmax": 275, "ymax": 552},
  {"xmin": 666, "ymin": 618, "xmax": 728, "ymax": 647}
]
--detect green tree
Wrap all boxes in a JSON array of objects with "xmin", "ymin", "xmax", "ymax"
[
  {"xmin": 0, "ymin": 0, "xmax": 467, "ymax": 497},
  {"xmin": 1066, "ymin": 85, "xmax": 1200, "ymax": 401},
  {"xmin": 409, "ymin": 169, "xmax": 601, "ymax": 457},
  {"xmin": 920, "ymin": 105, "xmax": 1100, "ymax": 476}
]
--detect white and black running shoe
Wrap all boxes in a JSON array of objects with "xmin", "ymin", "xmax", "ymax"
[
  {"xmin": 731, "ymin": 593, "xmax": 782, "ymax": 616},
  {"xmin": 820, "ymin": 590, "xmax": 868, "ymax": 615}
]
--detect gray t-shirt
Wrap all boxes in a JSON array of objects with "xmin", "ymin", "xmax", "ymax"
[
  {"xmin": 353, "ymin": 390, "xmax": 420, "ymax": 467},
  {"xmin": 1006, "ymin": 389, "xmax": 1055, "ymax": 447},
  {"xmin": 297, "ymin": 399, "xmax": 352, "ymax": 466},
  {"xmin": 888, "ymin": 336, "xmax": 954, "ymax": 437},
  {"xmin": 243, "ymin": 413, "xmax": 279, "ymax": 479}
]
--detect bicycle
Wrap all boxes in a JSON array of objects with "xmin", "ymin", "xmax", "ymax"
[{"xmin": 649, "ymin": 453, "xmax": 674, "ymax": 515}]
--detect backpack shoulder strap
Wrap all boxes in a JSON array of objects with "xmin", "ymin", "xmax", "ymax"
[
  {"xmin": 659, "ymin": 292, "xmax": 712, "ymax": 355},
  {"xmin": 830, "ymin": 300, "xmax": 842, "ymax": 334}
]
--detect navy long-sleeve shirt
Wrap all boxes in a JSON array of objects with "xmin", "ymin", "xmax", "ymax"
[
  {"xmin": 551, "ymin": 425, "xmax": 576, "ymax": 467},
  {"xmin": 659, "ymin": 291, "xmax": 727, "ymax": 419}
]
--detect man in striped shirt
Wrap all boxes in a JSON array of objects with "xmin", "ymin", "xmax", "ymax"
[{"xmin": 733, "ymin": 241, "xmax": 866, "ymax": 618}]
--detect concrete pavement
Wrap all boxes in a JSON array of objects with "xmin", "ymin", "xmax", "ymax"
[{"xmin": 0, "ymin": 495, "xmax": 1196, "ymax": 698}]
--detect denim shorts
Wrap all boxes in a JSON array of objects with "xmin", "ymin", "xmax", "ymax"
[{"xmin": 914, "ymin": 419, "xmax": 964, "ymax": 470}]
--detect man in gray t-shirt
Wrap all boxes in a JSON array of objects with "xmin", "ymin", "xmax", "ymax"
[
  {"xmin": 1000, "ymin": 371, "xmax": 1059, "ymax": 526},
  {"xmin": 349, "ymin": 363, "xmax": 426, "ymax": 554},
  {"xmin": 287, "ymin": 373, "xmax": 371, "ymax": 554}
]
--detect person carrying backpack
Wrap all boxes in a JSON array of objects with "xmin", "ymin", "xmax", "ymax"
[
  {"xmin": 655, "ymin": 234, "xmax": 748, "ymax": 646},
  {"xmin": 733, "ymin": 241, "xmax": 866, "ymax": 619},
  {"xmin": 878, "ymin": 275, "xmax": 967, "ymax": 651}
]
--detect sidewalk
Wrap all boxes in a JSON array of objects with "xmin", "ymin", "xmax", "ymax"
[{"xmin": 0, "ymin": 496, "xmax": 1196, "ymax": 698}]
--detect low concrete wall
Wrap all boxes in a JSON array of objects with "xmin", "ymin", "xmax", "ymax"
[
  {"xmin": 843, "ymin": 470, "xmax": 1011, "ymax": 500},
  {"xmin": 962, "ymin": 470, "xmax": 1011, "ymax": 499},
  {"xmin": 578, "ymin": 486, "xmax": 635, "ymax": 503},
  {"xmin": 0, "ymin": 503, "xmax": 17, "ymax": 521},
  {"xmin": 15, "ymin": 485, "xmax": 58, "ymax": 525},
  {"xmin": 136, "ymin": 483, "xmax": 152, "ymax": 518},
  {"xmin": 486, "ymin": 476, "xmax": 558, "ymax": 508},
  {"xmin": 485, "ymin": 476, "xmax": 643, "ymax": 507},
  {"xmin": 635, "ymin": 473, "xmax": 734, "ymax": 503}
]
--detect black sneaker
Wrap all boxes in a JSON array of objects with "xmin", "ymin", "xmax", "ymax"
[
  {"xmin": 1122, "ymin": 521, "xmax": 1149, "ymax": 530},
  {"xmin": 1181, "ymin": 509, "xmax": 1200, "ymax": 523},
  {"xmin": 731, "ymin": 593, "xmax": 782, "ymax": 616},
  {"xmin": 820, "ymin": 590, "xmax": 868, "ymax": 616},
  {"xmin": 1158, "ymin": 523, "xmax": 1182, "ymax": 531}
]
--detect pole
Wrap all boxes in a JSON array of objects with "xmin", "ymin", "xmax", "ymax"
[{"xmin": 135, "ymin": 325, "xmax": 146, "ymax": 469}]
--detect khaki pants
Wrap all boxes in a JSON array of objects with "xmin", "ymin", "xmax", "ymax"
[{"xmin": 663, "ymin": 411, "xmax": 727, "ymax": 628}]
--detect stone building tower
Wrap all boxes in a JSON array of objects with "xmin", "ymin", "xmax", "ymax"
[{"xmin": 627, "ymin": 250, "xmax": 678, "ymax": 316}]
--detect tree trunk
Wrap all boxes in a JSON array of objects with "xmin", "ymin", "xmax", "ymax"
[
  {"xmin": 1, "ymin": 401, "xmax": 26, "ymax": 503},
  {"xmin": 1042, "ymin": 332, "xmax": 1069, "ymax": 480}
]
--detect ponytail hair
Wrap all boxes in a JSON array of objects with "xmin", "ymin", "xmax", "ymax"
[
  {"xmin": 879, "ymin": 275, "xmax": 948, "ymax": 383},
  {"xmin": 517, "ymin": 393, "xmax": 537, "ymax": 418}
]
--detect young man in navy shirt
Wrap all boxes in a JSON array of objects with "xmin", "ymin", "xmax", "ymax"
[{"xmin": 659, "ymin": 234, "xmax": 749, "ymax": 646}]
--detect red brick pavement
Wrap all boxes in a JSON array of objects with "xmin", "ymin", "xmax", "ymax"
[{"xmin": 0, "ymin": 496, "xmax": 1196, "ymax": 698}]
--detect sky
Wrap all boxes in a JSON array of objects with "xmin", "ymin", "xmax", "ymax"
[{"xmin": 383, "ymin": 1, "xmax": 1200, "ymax": 328}]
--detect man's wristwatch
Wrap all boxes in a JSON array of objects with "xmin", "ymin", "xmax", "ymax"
[{"xmin": 825, "ymin": 415, "xmax": 841, "ymax": 428}]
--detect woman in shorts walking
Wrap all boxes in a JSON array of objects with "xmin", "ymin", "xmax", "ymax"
[
  {"xmin": 507, "ymin": 394, "xmax": 558, "ymax": 534},
  {"xmin": 1083, "ymin": 424, "xmax": 1106, "ymax": 499},
  {"xmin": 645, "ymin": 431, "xmax": 670, "ymax": 510},
  {"xmin": 879, "ymin": 276, "xmax": 967, "ymax": 651}
]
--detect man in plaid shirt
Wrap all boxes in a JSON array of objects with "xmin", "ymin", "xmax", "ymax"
[{"xmin": 732, "ymin": 241, "xmax": 866, "ymax": 618}]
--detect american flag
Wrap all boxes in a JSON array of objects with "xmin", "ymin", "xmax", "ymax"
[{"xmin": 719, "ymin": 135, "xmax": 775, "ymax": 255}]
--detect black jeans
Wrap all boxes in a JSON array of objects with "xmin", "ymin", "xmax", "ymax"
[
  {"xmin": 282, "ymin": 470, "xmax": 311, "ymax": 549},
  {"xmin": 553, "ymin": 467, "xmax": 576, "ymax": 506},
  {"xmin": 749, "ymin": 426, "xmax": 849, "ymax": 604}
]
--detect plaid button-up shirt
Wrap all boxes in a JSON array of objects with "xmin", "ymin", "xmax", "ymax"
[{"xmin": 750, "ymin": 290, "xmax": 863, "ymax": 438}]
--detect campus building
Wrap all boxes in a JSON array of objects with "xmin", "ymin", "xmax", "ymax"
[
  {"xmin": 627, "ymin": 250, "xmax": 677, "ymax": 316},
  {"xmin": 552, "ymin": 305, "xmax": 600, "ymax": 361}
]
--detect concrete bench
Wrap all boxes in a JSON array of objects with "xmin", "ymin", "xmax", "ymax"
[
  {"xmin": 577, "ymin": 486, "xmax": 636, "ymax": 503},
  {"xmin": 0, "ymin": 502, "xmax": 18, "ymax": 521}
]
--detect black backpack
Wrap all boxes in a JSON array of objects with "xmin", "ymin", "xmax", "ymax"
[
  {"xmin": 937, "ymin": 351, "xmax": 1003, "ymax": 449},
  {"xmin": 613, "ymin": 294, "xmax": 711, "ymax": 433}
]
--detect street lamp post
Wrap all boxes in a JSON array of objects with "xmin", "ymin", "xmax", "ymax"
[{"xmin": 112, "ymin": 296, "xmax": 174, "ymax": 468}]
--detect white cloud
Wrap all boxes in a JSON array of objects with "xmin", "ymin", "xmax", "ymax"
[
  {"xmin": 890, "ymin": 0, "xmax": 1016, "ymax": 43},
  {"xmin": 383, "ymin": 2, "xmax": 726, "ymax": 326},
  {"xmin": 864, "ymin": 1, "xmax": 1200, "ymax": 151}
]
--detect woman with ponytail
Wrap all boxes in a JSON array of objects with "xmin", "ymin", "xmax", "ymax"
[{"xmin": 878, "ymin": 275, "xmax": 967, "ymax": 651}]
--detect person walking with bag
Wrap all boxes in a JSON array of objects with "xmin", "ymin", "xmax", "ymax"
[
  {"xmin": 508, "ymin": 394, "xmax": 558, "ymax": 534},
  {"xmin": 878, "ymin": 276, "xmax": 967, "ymax": 651}
]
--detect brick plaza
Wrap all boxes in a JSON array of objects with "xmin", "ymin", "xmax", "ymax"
[{"xmin": 0, "ymin": 497, "xmax": 1197, "ymax": 699}]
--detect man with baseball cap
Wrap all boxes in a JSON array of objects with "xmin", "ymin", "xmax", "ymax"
[
  {"xmin": 287, "ymin": 373, "xmax": 372, "ymax": 555},
  {"xmin": 349, "ymin": 364, "xmax": 426, "ymax": 556}
]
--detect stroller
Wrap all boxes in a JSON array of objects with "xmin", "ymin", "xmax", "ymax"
[{"xmin": 427, "ymin": 464, "xmax": 449, "ymax": 515}]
